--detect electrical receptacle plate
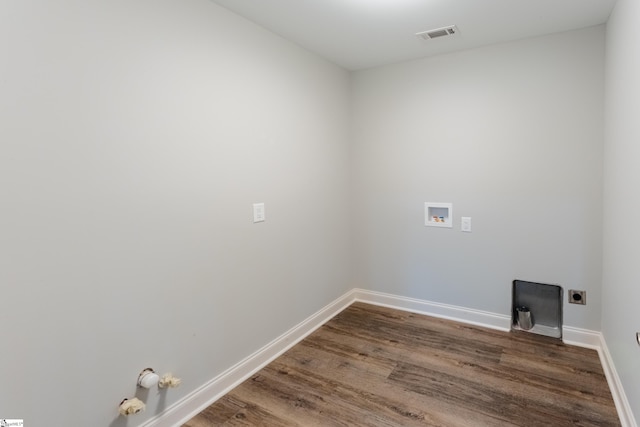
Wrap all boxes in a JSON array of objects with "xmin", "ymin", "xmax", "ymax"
[{"xmin": 569, "ymin": 290, "xmax": 586, "ymax": 305}]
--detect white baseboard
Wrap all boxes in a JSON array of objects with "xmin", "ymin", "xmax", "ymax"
[
  {"xmin": 563, "ymin": 325, "xmax": 603, "ymax": 349},
  {"xmin": 140, "ymin": 287, "xmax": 635, "ymax": 427},
  {"xmin": 597, "ymin": 336, "xmax": 638, "ymax": 427},
  {"xmin": 139, "ymin": 289, "xmax": 358, "ymax": 427},
  {"xmin": 352, "ymin": 288, "xmax": 512, "ymax": 332},
  {"xmin": 562, "ymin": 326, "xmax": 636, "ymax": 427}
]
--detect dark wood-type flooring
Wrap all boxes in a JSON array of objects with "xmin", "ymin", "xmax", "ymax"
[{"xmin": 184, "ymin": 302, "xmax": 620, "ymax": 426}]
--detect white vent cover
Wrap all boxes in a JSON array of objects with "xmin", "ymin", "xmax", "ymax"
[{"xmin": 416, "ymin": 25, "xmax": 459, "ymax": 41}]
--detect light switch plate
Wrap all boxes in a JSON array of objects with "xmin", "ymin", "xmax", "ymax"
[
  {"xmin": 253, "ymin": 203, "xmax": 265, "ymax": 223},
  {"xmin": 461, "ymin": 217, "xmax": 472, "ymax": 232}
]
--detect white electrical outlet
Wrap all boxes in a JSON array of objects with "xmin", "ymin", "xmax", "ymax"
[{"xmin": 253, "ymin": 203, "xmax": 265, "ymax": 223}]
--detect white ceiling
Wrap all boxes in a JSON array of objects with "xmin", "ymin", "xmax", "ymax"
[{"xmin": 209, "ymin": 0, "xmax": 617, "ymax": 70}]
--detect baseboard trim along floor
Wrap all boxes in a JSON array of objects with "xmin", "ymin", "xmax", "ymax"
[
  {"xmin": 139, "ymin": 289, "xmax": 357, "ymax": 427},
  {"xmin": 140, "ymin": 288, "xmax": 636, "ymax": 427}
]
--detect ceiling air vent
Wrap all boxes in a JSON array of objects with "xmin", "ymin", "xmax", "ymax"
[{"xmin": 416, "ymin": 25, "xmax": 459, "ymax": 41}]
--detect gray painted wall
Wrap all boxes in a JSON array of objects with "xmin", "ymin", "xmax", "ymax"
[
  {"xmin": 351, "ymin": 26, "xmax": 605, "ymax": 331},
  {"xmin": 0, "ymin": 1, "xmax": 351, "ymax": 425},
  {"xmin": 603, "ymin": 0, "xmax": 640, "ymax": 421},
  {"xmin": 1, "ymin": 1, "xmax": 628, "ymax": 424}
]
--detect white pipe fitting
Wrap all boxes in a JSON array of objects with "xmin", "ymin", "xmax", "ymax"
[
  {"xmin": 119, "ymin": 397, "xmax": 145, "ymax": 416},
  {"xmin": 137, "ymin": 368, "xmax": 160, "ymax": 389},
  {"xmin": 159, "ymin": 373, "xmax": 182, "ymax": 389}
]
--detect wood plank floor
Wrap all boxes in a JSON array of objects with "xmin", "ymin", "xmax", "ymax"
[{"xmin": 184, "ymin": 302, "xmax": 620, "ymax": 427}]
